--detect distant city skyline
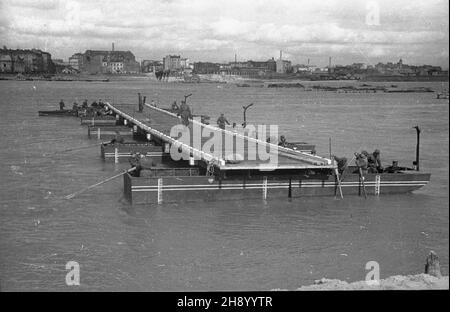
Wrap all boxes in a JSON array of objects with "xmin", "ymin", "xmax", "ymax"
[{"xmin": 0, "ymin": 0, "xmax": 448, "ymax": 69}]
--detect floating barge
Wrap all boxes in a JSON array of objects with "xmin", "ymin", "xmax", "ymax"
[
  {"xmin": 125, "ymin": 167, "xmax": 430, "ymax": 204},
  {"xmin": 101, "ymin": 100, "xmax": 430, "ymax": 204},
  {"xmin": 80, "ymin": 116, "xmax": 117, "ymax": 126},
  {"xmin": 87, "ymin": 125, "xmax": 134, "ymax": 140},
  {"xmin": 101, "ymin": 142, "xmax": 166, "ymax": 162}
]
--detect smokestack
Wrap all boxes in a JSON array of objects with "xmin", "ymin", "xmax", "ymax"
[
  {"xmin": 307, "ymin": 58, "xmax": 310, "ymax": 65},
  {"xmin": 235, "ymin": 53, "xmax": 237, "ymax": 65},
  {"xmin": 280, "ymin": 50, "xmax": 282, "ymax": 60},
  {"xmin": 112, "ymin": 42, "xmax": 114, "ymax": 52},
  {"xmin": 329, "ymin": 56, "xmax": 332, "ymax": 68}
]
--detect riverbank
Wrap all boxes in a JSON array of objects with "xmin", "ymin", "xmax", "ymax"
[
  {"xmin": 294, "ymin": 274, "xmax": 448, "ymax": 290},
  {"xmin": 294, "ymin": 251, "xmax": 448, "ymax": 290}
]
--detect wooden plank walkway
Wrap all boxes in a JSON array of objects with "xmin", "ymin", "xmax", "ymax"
[{"xmin": 105, "ymin": 102, "xmax": 335, "ymax": 171}]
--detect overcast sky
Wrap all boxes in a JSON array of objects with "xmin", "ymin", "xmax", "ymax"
[{"xmin": 0, "ymin": 0, "xmax": 448, "ymax": 67}]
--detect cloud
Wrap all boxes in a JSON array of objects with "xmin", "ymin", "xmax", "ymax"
[{"xmin": 0, "ymin": 0, "xmax": 448, "ymax": 67}]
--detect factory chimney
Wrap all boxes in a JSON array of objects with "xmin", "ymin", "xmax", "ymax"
[
  {"xmin": 279, "ymin": 50, "xmax": 282, "ymax": 60},
  {"xmin": 329, "ymin": 56, "xmax": 332, "ymax": 68},
  {"xmin": 112, "ymin": 42, "xmax": 114, "ymax": 52}
]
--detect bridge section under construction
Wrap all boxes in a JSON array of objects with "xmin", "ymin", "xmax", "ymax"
[
  {"xmin": 47, "ymin": 97, "xmax": 429, "ymax": 204},
  {"xmin": 104, "ymin": 101, "xmax": 335, "ymax": 173}
]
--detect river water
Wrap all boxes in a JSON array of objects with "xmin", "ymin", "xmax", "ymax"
[{"xmin": 0, "ymin": 79, "xmax": 448, "ymax": 291}]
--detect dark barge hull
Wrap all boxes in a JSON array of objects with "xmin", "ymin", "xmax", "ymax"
[
  {"xmin": 124, "ymin": 170, "xmax": 431, "ymax": 204},
  {"xmin": 38, "ymin": 109, "xmax": 78, "ymax": 117}
]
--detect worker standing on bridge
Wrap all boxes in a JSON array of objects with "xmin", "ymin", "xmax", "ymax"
[
  {"xmin": 82, "ymin": 99, "xmax": 88, "ymax": 109},
  {"xmin": 217, "ymin": 113, "xmax": 230, "ymax": 130},
  {"xmin": 72, "ymin": 101, "xmax": 78, "ymax": 111},
  {"xmin": 355, "ymin": 151, "xmax": 369, "ymax": 174},
  {"xmin": 372, "ymin": 149, "xmax": 383, "ymax": 173},
  {"xmin": 179, "ymin": 100, "xmax": 192, "ymax": 126},
  {"xmin": 59, "ymin": 99, "xmax": 65, "ymax": 110},
  {"xmin": 171, "ymin": 101, "xmax": 179, "ymax": 113},
  {"xmin": 333, "ymin": 155, "xmax": 348, "ymax": 174},
  {"xmin": 278, "ymin": 135, "xmax": 287, "ymax": 147}
]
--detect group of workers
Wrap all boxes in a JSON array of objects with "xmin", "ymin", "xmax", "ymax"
[
  {"xmin": 60, "ymin": 99, "xmax": 106, "ymax": 110},
  {"xmin": 331, "ymin": 149, "xmax": 384, "ymax": 175},
  {"xmin": 170, "ymin": 100, "xmax": 233, "ymax": 129},
  {"xmin": 355, "ymin": 149, "xmax": 383, "ymax": 174},
  {"xmin": 173, "ymin": 100, "xmax": 193, "ymax": 126},
  {"xmin": 58, "ymin": 98, "xmax": 111, "ymax": 117},
  {"xmin": 128, "ymin": 152, "xmax": 156, "ymax": 177}
]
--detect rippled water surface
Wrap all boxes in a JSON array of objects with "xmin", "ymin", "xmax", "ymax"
[{"xmin": 0, "ymin": 79, "xmax": 448, "ymax": 291}]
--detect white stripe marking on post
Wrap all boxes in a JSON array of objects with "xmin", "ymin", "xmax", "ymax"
[
  {"xmin": 97, "ymin": 128, "xmax": 100, "ymax": 140},
  {"xmin": 375, "ymin": 174, "xmax": 381, "ymax": 196}
]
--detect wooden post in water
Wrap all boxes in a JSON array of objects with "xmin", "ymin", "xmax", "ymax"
[
  {"xmin": 242, "ymin": 103, "xmax": 253, "ymax": 128},
  {"xmin": 329, "ymin": 137, "xmax": 332, "ymax": 160},
  {"xmin": 288, "ymin": 178, "xmax": 292, "ymax": 198},
  {"xmin": 413, "ymin": 126, "xmax": 421, "ymax": 171},
  {"xmin": 425, "ymin": 251, "xmax": 442, "ymax": 278}
]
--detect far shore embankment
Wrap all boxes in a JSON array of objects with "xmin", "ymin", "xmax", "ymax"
[
  {"xmin": 1, "ymin": 72, "xmax": 448, "ymax": 83},
  {"xmin": 0, "ymin": 73, "xmax": 152, "ymax": 82}
]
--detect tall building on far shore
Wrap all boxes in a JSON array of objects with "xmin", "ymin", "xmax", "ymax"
[
  {"xmin": 69, "ymin": 53, "xmax": 83, "ymax": 70},
  {"xmin": 276, "ymin": 50, "xmax": 291, "ymax": 74},
  {"xmin": 162, "ymin": 55, "xmax": 190, "ymax": 72},
  {"xmin": 141, "ymin": 60, "xmax": 163, "ymax": 73}
]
